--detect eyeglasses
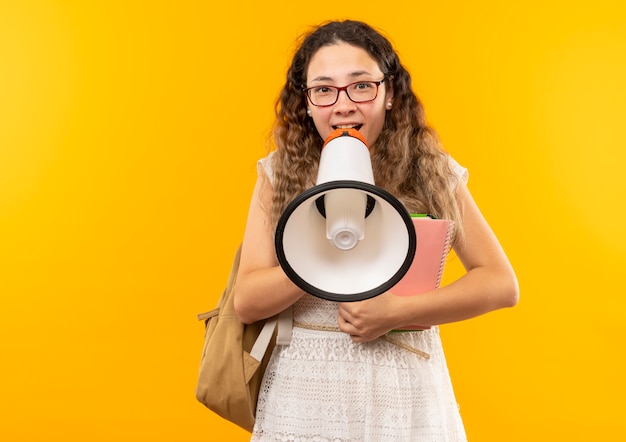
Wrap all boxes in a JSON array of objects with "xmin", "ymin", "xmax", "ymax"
[{"xmin": 303, "ymin": 79, "xmax": 386, "ymax": 107}]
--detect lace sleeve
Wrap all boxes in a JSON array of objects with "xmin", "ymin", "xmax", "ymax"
[
  {"xmin": 257, "ymin": 152, "xmax": 275, "ymax": 185},
  {"xmin": 448, "ymin": 156, "xmax": 468, "ymax": 188}
]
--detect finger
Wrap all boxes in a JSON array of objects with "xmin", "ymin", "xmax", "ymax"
[
  {"xmin": 337, "ymin": 315, "xmax": 357, "ymax": 337},
  {"xmin": 339, "ymin": 304, "xmax": 359, "ymax": 323},
  {"xmin": 337, "ymin": 314, "xmax": 350, "ymax": 329}
]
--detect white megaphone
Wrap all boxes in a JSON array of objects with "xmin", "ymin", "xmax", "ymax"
[{"xmin": 274, "ymin": 128, "xmax": 417, "ymax": 302}]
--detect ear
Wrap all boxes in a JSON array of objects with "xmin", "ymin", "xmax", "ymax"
[
  {"xmin": 384, "ymin": 81, "xmax": 394, "ymax": 109},
  {"xmin": 386, "ymin": 75, "xmax": 394, "ymax": 94}
]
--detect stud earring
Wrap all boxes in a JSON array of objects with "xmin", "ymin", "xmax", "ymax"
[
  {"xmin": 307, "ymin": 109, "xmax": 312, "ymax": 117},
  {"xmin": 386, "ymin": 101, "xmax": 393, "ymax": 110}
]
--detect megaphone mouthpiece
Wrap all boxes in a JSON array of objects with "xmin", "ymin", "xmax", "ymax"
[{"xmin": 322, "ymin": 127, "xmax": 368, "ymax": 148}]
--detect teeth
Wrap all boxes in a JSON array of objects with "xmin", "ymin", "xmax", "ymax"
[{"xmin": 335, "ymin": 125, "xmax": 358, "ymax": 129}]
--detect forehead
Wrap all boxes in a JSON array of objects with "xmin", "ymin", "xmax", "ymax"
[{"xmin": 306, "ymin": 42, "xmax": 382, "ymax": 84}]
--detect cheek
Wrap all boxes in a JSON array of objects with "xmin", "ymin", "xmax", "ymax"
[
  {"xmin": 310, "ymin": 113, "xmax": 331, "ymax": 140},
  {"xmin": 362, "ymin": 109, "xmax": 387, "ymax": 145}
]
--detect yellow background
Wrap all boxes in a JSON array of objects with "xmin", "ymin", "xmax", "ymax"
[{"xmin": 1, "ymin": 1, "xmax": 625, "ymax": 440}]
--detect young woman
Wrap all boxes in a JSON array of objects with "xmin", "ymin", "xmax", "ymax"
[{"xmin": 234, "ymin": 20, "xmax": 519, "ymax": 441}]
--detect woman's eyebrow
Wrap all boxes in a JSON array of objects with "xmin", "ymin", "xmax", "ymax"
[
  {"xmin": 309, "ymin": 71, "xmax": 374, "ymax": 83},
  {"xmin": 309, "ymin": 75, "xmax": 334, "ymax": 83}
]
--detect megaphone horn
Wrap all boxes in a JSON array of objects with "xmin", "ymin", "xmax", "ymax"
[{"xmin": 275, "ymin": 128, "xmax": 416, "ymax": 302}]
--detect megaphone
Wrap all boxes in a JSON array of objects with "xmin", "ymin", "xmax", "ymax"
[{"xmin": 274, "ymin": 128, "xmax": 417, "ymax": 302}]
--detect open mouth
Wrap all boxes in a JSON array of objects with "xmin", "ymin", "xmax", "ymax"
[{"xmin": 332, "ymin": 124, "xmax": 362, "ymax": 131}]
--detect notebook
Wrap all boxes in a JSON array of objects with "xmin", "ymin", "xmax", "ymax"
[{"xmin": 390, "ymin": 215, "xmax": 453, "ymax": 331}]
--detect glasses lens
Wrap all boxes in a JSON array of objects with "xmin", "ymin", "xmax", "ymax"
[
  {"xmin": 346, "ymin": 82, "xmax": 378, "ymax": 103},
  {"xmin": 308, "ymin": 86, "xmax": 337, "ymax": 106}
]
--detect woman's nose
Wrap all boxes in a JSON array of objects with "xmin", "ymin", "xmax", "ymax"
[{"xmin": 333, "ymin": 90, "xmax": 356, "ymax": 112}]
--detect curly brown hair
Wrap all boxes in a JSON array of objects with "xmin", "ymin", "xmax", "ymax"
[{"xmin": 269, "ymin": 20, "xmax": 463, "ymax": 245}]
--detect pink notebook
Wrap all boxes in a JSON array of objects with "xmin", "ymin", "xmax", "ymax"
[{"xmin": 390, "ymin": 216, "xmax": 453, "ymax": 331}]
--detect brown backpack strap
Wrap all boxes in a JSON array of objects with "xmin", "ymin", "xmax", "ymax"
[{"xmin": 198, "ymin": 243, "xmax": 293, "ymax": 345}]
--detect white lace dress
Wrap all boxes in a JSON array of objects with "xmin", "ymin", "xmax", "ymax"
[{"xmin": 251, "ymin": 155, "xmax": 468, "ymax": 442}]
